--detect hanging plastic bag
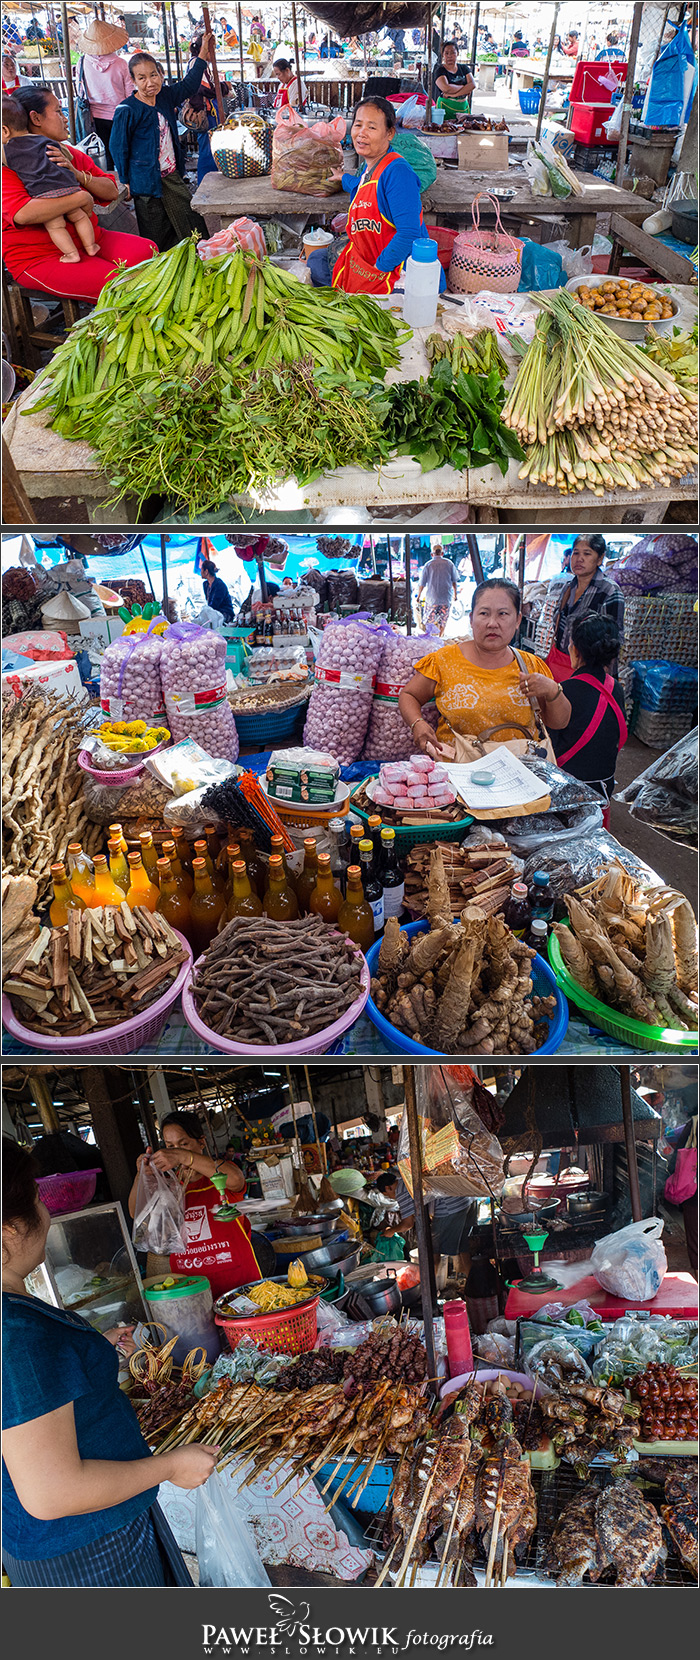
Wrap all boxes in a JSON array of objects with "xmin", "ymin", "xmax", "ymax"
[
  {"xmin": 195, "ymin": 1470, "xmax": 271, "ymax": 1587},
  {"xmin": 518, "ymin": 240, "xmax": 567, "ymax": 291},
  {"xmin": 590, "ymin": 1218, "xmax": 668, "ymax": 1303},
  {"xmin": 132, "ymin": 1159, "xmax": 187, "ymax": 1254},
  {"xmin": 642, "ymin": 21, "xmax": 698, "ymax": 128},
  {"xmin": 397, "ymin": 93, "xmax": 427, "ymax": 129},
  {"xmin": 397, "ymin": 1066, "xmax": 505, "ymax": 1201}
]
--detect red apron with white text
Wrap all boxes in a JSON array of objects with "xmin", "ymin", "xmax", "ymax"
[
  {"xmin": 273, "ymin": 84, "xmax": 291, "ymax": 109},
  {"xmin": 169, "ymin": 1174, "xmax": 260, "ymax": 1300},
  {"xmin": 332, "ymin": 151, "xmax": 418, "ymax": 295}
]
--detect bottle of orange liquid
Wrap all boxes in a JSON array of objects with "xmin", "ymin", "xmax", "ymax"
[
  {"xmin": 263, "ymin": 854, "xmax": 299, "ymax": 920},
  {"xmin": 139, "ymin": 831, "xmax": 160, "ymax": 884},
  {"xmin": 295, "ymin": 837, "xmax": 318, "ymax": 916},
  {"xmin": 92, "ymin": 855, "xmax": 126, "ymax": 908},
  {"xmin": 227, "ymin": 858, "xmax": 263, "ymax": 921},
  {"xmin": 49, "ymin": 862, "xmax": 85, "ymax": 927},
  {"xmin": 156, "ymin": 857, "xmax": 192, "ymax": 942},
  {"xmin": 162, "ymin": 839, "xmax": 194, "ymax": 898},
  {"xmin": 126, "ymin": 851, "xmax": 159, "ymax": 912},
  {"xmin": 238, "ymin": 827, "xmax": 267, "ymax": 899},
  {"xmin": 107, "ymin": 837, "xmax": 131, "ymax": 895},
  {"xmin": 270, "ymin": 833, "xmax": 297, "ymax": 895},
  {"xmin": 225, "ymin": 841, "xmax": 242, "ymax": 903},
  {"xmin": 189, "ymin": 856, "xmax": 227, "ymax": 956},
  {"xmin": 338, "ymin": 865, "xmax": 374, "ymax": 952},
  {"xmin": 108, "ymin": 822, "xmax": 128, "ymax": 857},
  {"xmin": 170, "ymin": 824, "xmax": 193, "ymax": 874},
  {"xmin": 66, "ymin": 843, "xmax": 97, "ymax": 907},
  {"xmin": 309, "ymin": 852, "xmax": 342, "ymax": 924},
  {"xmin": 193, "ymin": 839, "xmax": 226, "ymax": 895}
]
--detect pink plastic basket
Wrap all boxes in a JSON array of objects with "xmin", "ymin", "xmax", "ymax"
[
  {"xmin": 2, "ymin": 932, "xmax": 191, "ymax": 1055},
  {"xmin": 77, "ymin": 735, "xmax": 170, "ymax": 786},
  {"xmin": 181, "ymin": 941, "xmax": 370, "ymax": 1057},
  {"xmin": 37, "ymin": 1169, "xmax": 101, "ymax": 1215}
]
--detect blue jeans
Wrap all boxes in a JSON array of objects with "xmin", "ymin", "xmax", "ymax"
[
  {"xmin": 307, "ymin": 245, "xmax": 335, "ymax": 286},
  {"xmin": 197, "ymin": 127, "xmax": 218, "ymax": 184}
]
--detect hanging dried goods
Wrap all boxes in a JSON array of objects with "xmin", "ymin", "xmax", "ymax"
[{"xmin": 2, "ymin": 685, "xmax": 101, "ymax": 900}]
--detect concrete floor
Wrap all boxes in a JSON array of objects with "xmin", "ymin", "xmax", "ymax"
[{"xmin": 609, "ymin": 733, "xmax": 697, "ymax": 904}]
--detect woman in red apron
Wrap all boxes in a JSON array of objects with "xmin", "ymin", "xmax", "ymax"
[
  {"xmin": 544, "ymin": 534, "xmax": 625, "ymax": 683},
  {"xmin": 551, "ymin": 615, "xmax": 628, "ymax": 824},
  {"xmin": 308, "ymin": 95, "xmax": 440, "ymax": 296},
  {"xmin": 272, "ymin": 58, "xmax": 306, "ymax": 109},
  {"xmin": 129, "ymin": 1111, "xmax": 259, "ymax": 1301}
]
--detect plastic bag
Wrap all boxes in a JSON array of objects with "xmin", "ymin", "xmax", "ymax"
[
  {"xmin": 397, "ymin": 92, "xmax": 426, "ymax": 128},
  {"xmin": 397, "ymin": 1066, "xmax": 505, "ymax": 1201},
  {"xmin": 522, "ymin": 830, "xmax": 662, "ymax": 911},
  {"xmin": 525, "ymin": 137, "xmax": 574, "ymax": 199},
  {"xmin": 195, "ymin": 1470, "xmax": 271, "ymax": 1587},
  {"xmin": 547, "ymin": 240, "xmax": 593, "ymax": 278},
  {"xmin": 81, "ymin": 769, "xmax": 171, "ymax": 826},
  {"xmin": 100, "ymin": 623, "xmax": 166, "ymax": 724},
  {"xmin": 303, "ymin": 619, "xmax": 385, "ymax": 763},
  {"xmin": 590, "ymin": 1218, "xmax": 668, "ymax": 1303},
  {"xmin": 614, "ymin": 728, "xmax": 697, "ymax": 836},
  {"xmin": 502, "ymin": 801, "xmax": 604, "ymax": 853},
  {"xmin": 3, "ymin": 629, "xmax": 72, "ymax": 663},
  {"xmin": 132, "ymin": 1159, "xmax": 187, "ymax": 1254},
  {"xmin": 271, "ymin": 107, "xmax": 344, "ymax": 197},
  {"xmin": 392, "ymin": 129, "xmax": 436, "ymax": 193},
  {"xmin": 363, "ymin": 632, "xmax": 438, "ymax": 760},
  {"xmin": 518, "ymin": 239, "xmax": 567, "ymax": 291},
  {"xmin": 161, "ymin": 622, "xmax": 239, "ymax": 762},
  {"xmin": 526, "ymin": 1335, "xmax": 593, "ymax": 1385}
]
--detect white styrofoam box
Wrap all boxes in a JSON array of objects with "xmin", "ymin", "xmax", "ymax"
[{"xmin": 1, "ymin": 656, "xmax": 88, "ymax": 702}]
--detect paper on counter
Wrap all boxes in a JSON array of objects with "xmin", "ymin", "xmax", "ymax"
[{"xmin": 445, "ymin": 745, "xmax": 545, "ymax": 811}]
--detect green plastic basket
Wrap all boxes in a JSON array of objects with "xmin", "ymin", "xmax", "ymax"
[
  {"xmin": 548, "ymin": 925, "xmax": 698, "ymax": 1054},
  {"xmin": 349, "ymin": 778, "xmax": 473, "ymax": 851}
]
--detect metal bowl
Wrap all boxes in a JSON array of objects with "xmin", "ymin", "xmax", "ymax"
[
  {"xmin": 567, "ymin": 1190, "xmax": 606, "ymax": 1217},
  {"xmin": 298, "ymin": 1237, "xmax": 362, "ymax": 1276},
  {"xmin": 315, "ymin": 1197, "xmax": 345, "ymax": 1215},
  {"xmin": 268, "ymin": 1215, "xmax": 339, "ymax": 1240},
  {"xmin": 566, "ymin": 275, "xmax": 680, "ymax": 339},
  {"xmin": 489, "ymin": 186, "xmax": 515, "ymax": 201}
]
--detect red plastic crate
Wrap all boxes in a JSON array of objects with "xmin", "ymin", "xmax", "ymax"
[
  {"xmin": 570, "ymin": 59, "xmax": 627, "ymax": 104},
  {"xmin": 571, "ymin": 102, "xmax": 615, "ymax": 144}
]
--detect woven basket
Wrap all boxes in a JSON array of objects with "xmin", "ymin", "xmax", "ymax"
[
  {"xmin": 215, "ymin": 1298, "xmax": 318, "ymax": 1355},
  {"xmin": 210, "ymin": 115, "xmax": 272, "ymax": 180},
  {"xmin": 448, "ymin": 192, "xmax": 523, "ymax": 295}
]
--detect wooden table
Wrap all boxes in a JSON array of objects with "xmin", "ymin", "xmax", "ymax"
[
  {"xmin": 6, "ymin": 285, "xmax": 695, "ymax": 527},
  {"xmin": 192, "ymin": 168, "xmax": 650, "ymax": 251}
]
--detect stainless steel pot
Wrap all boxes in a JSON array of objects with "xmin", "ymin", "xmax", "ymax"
[
  {"xmin": 567, "ymin": 1190, "xmax": 606, "ymax": 1217},
  {"xmin": 355, "ymin": 1273, "xmax": 402, "ymax": 1318},
  {"xmin": 297, "ymin": 1237, "xmax": 361, "ymax": 1276}
]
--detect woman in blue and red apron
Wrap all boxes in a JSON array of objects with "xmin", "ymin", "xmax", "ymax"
[
  {"xmin": 551, "ymin": 615, "xmax": 628, "ymax": 820},
  {"xmin": 307, "ymin": 95, "xmax": 446, "ymax": 296},
  {"xmin": 544, "ymin": 534, "xmax": 625, "ymax": 684},
  {"xmin": 129, "ymin": 1111, "xmax": 259, "ymax": 1300}
]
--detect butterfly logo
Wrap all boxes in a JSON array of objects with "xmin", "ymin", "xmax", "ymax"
[{"xmin": 268, "ymin": 1595, "xmax": 310, "ymax": 1636}]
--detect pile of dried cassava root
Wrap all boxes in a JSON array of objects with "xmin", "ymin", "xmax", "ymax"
[
  {"xmin": 191, "ymin": 913, "xmax": 365, "ymax": 1044},
  {"xmin": 2, "ymin": 685, "xmax": 101, "ymax": 900},
  {"xmin": 370, "ymin": 846, "xmax": 556, "ymax": 1053},
  {"xmin": 4, "ymin": 905, "xmax": 188, "ymax": 1036},
  {"xmin": 403, "ymin": 839, "xmax": 520, "ymax": 922},
  {"xmin": 553, "ymin": 866, "xmax": 698, "ymax": 1031}
]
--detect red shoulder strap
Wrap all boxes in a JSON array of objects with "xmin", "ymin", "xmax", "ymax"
[{"xmin": 556, "ymin": 673, "xmax": 628, "ymax": 767}]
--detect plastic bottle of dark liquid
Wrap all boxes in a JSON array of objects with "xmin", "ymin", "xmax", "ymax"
[
  {"xmin": 528, "ymin": 870, "xmax": 555, "ymax": 923},
  {"xmin": 504, "ymin": 880, "xmax": 531, "ymax": 939},
  {"xmin": 527, "ymin": 918, "xmax": 549, "ymax": 955}
]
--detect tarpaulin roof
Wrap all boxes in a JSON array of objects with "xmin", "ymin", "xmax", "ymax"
[{"xmin": 299, "ymin": 4, "xmax": 431, "ymax": 38}]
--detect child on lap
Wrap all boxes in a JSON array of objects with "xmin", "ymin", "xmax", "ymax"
[{"xmin": 2, "ymin": 96, "xmax": 99, "ymax": 263}]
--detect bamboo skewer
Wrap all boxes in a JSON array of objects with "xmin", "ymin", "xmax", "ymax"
[
  {"xmin": 435, "ymin": 1467, "xmax": 466, "ymax": 1588},
  {"xmin": 500, "ymin": 1537, "xmax": 509, "ymax": 1587},
  {"xmin": 484, "ymin": 1461, "xmax": 506, "ymax": 1589},
  {"xmin": 373, "ymin": 1535, "xmax": 400, "ymax": 1589},
  {"xmin": 394, "ymin": 1458, "xmax": 439, "ymax": 1587}
]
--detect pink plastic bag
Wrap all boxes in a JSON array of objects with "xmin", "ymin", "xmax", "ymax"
[
  {"xmin": 271, "ymin": 107, "xmax": 345, "ymax": 197},
  {"xmin": 3, "ymin": 630, "xmax": 72, "ymax": 662},
  {"xmin": 664, "ymin": 1147, "xmax": 697, "ymax": 1206}
]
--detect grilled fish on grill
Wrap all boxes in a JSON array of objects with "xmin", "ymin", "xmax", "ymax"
[
  {"xmin": 661, "ymin": 1463, "xmax": 698, "ymax": 1578},
  {"xmin": 548, "ymin": 1486, "xmax": 608, "ymax": 1586},
  {"xmin": 595, "ymin": 1480, "xmax": 666, "ymax": 1586}
]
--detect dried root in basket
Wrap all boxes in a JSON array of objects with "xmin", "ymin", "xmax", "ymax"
[{"xmin": 562, "ymin": 871, "xmax": 698, "ymax": 1031}]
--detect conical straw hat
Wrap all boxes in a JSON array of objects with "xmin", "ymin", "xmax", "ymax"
[{"xmin": 80, "ymin": 20, "xmax": 129, "ymax": 57}]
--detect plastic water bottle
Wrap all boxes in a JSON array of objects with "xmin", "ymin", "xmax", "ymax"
[{"xmin": 402, "ymin": 238, "xmax": 441, "ymax": 328}]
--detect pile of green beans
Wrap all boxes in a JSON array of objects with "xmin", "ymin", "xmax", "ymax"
[{"xmin": 28, "ymin": 239, "xmax": 410, "ymax": 444}]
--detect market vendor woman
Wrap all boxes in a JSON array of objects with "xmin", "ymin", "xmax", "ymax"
[
  {"xmin": 2, "ymin": 1138, "xmax": 217, "ymax": 1587},
  {"xmin": 399, "ymin": 577, "xmax": 572, "ymax": 755},
  {"xmin": 542, "ymin": 534, "xmax": 625, "ymax": 683},
  {"xmin": 128, "ymin": 1111, "xmax": 259, "ymax": 1300},
  {"xmin": 432, "ymin": 41, "xmax": 475, "ymax": 115},
  {"xmin": 307, "ymin": 95, "xmax": 446, "ymax": 297},
  {"xmin": 110, "ymin": 34, "xmax": 213, "ymax": 251}
]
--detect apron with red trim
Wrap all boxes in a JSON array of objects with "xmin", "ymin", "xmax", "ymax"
[
  {"xmin": 556, "ymin": 672, "xmax": 628, "ymax": 767},
  {"xmin": 545, "ymin": 642, "xmax": 574, "ymax": 683},
  {"xmin": 332, "ymin": 151, "xmax": 417, "ymax": 295},
  {"xmin": 169, "ymin": 1174, "xmax": 260, "ymax": 1299},
  {"xmin": 273, "ymin": 84, "xmax": 291, "ymax": 109}
]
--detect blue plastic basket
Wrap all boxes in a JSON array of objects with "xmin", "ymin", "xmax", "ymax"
[
  {"xmin": 365, "ymin": 919, "xmax": 568, "ymax": 1055},
  {"xmin": 518, "ymin": 88, "xmax": 541, "ymax": 113},
  {"xmin": 317, "ymin": 1460, "xmax": 395, "ymax": 1514},
  {"xmin": 232, "ymin": 701, "xmax": 308, "ymax": 743}
]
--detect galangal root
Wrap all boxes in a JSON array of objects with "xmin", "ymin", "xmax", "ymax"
[
  {"xmin": 371, "ymin": 848, "xmax": 556, "ymax": 1054},
  {"xmin": 554, "ymin": 867, "xmax": 698, "ymax": 1031}
]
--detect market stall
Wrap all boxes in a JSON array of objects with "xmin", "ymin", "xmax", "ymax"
[
  {"xmin": 2, "ymin": 529, "xmax": 697, "ymax": 1060},
  {"xmin": 7, "ymin": 1059, "xmax": 695, "ymax": 1590}
]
